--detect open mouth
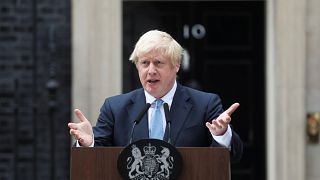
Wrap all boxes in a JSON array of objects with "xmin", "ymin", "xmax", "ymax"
[{"xmin": 147, "ymin": 80, "xmax": 160, "ymax": 84}]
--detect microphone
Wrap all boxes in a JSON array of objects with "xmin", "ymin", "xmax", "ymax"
[
  {"xmin": 163, "ymin": 103, "xmax": 172, "ymax": 144},
  {"xmin": 128, "ymin": 103, "xmax": 151, "ymax": 145}
]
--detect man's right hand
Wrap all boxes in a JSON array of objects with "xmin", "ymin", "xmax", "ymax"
[{"xmin": 68, "ymin": 109, "xmax": 93, "ymax": 147}]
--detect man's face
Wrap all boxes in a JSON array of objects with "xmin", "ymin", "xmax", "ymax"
[{"xmin": 136, "ymin": 51, "xmax": 180, "ymax": 98}]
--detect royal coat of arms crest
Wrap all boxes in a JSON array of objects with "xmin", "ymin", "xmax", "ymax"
[{"xmin": 118, "ymin": 139, "xmax": 182, "ymax": 180}]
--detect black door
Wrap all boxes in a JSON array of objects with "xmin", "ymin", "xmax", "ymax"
[{"xmin": 123, "ymin": 1, "xmax": 265, "ymax": 180}]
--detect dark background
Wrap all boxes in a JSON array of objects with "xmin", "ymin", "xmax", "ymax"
[{"xmin": 0, "ymin": 0, "xmax": 71, "ymax": 179}]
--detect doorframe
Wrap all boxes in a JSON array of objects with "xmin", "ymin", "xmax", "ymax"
[{"xmin": 266, "ymin": 0, "xmax": 306, "ymax": 180}]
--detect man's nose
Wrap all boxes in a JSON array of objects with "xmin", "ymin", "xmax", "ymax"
[{"xmin": 148, "ymin": 63, "xmax": 157, "ymax": 74}]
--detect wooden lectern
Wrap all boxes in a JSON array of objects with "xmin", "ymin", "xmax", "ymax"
[{"xmin": 70, "ymin": 147, "xmax": 230, "ymax": 180}]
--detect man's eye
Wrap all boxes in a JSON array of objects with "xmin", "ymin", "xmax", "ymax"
[
  {"xmin": 155, "ymin": 60, "xmax": 162, "ymax": 65},
  {"xmin": 141, "ymin": 61, "xmax": 149, "ymax": 65}
]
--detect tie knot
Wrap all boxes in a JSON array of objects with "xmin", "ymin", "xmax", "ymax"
[{"xmin": 153, "ymin": 99, "xmax": 163, "ymax": 109}]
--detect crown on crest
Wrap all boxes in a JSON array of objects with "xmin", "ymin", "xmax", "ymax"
[
  {"xmin": 143, "ymin": 143, "xmax": 156, "ymax": 155},
  {"xmin": 131, "ymin": 144, "xmax": 137, "ymax": 150}
]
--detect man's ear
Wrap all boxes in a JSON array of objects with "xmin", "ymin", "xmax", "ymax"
[{"xmin": 175, "ymin": 63, "xmax": 181, "ymax": 73}]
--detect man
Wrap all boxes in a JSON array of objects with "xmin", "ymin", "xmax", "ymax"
[{"xmin": 68, "ymin": 30, "xmax": 243, "ymax": 162}]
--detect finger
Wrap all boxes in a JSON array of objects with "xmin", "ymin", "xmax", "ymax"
[
  {"xmin": 225, "ymin": 103, "xmax": 240, "ymax": 116},
  {"xmin": 70, "ymin": 129, "xmax": 81, "ymax": 140},
  {"xmin": 206, "ymin": 122, "xmax": 216, "ymax": 131},
  {"xmin": 74, "ymin": 109, "xmax": 88, "ymax": 122},
  {"xmin": 217, "ymin": 119, "xmax": 229, "ymax": 128},
  {"xmin": 220, "ymin": 116, "xmax": 231, "ymax": 124},
  {"xmin": 212, "ymin": 120, "xmax": 223, "ymax": 129},
  {"xmin": 68, "ymin": 123, "xmax": 78, "ymax": 130},
  {"xmin": 69, "ymin": 129, "xmax": 77, "ymax": 137}
]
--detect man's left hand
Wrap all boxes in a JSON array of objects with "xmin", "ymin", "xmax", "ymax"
[{"xmin": 206, "ymin": 103, "xmax": 240, "ymax": 136}]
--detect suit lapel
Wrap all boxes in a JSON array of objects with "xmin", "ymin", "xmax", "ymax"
[
  {"xmin": 163, "ymin": 84, "xmax": 192, "ymax": 145},
  {"xmin": 127, "ymin": 85, "xmax": 193, "ymax": 144},
  {"xmin": 126, "ymin": 89, "xmax": 149, "ymax": 142}
]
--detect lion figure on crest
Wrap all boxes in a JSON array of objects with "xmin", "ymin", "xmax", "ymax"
[{"xmin": 127, "ymin": 145, "xmax": 144, "ymax": 178}]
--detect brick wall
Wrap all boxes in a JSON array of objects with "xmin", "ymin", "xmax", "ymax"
[{"xmin": 0, "ymin": 0, "xmax": 71, "ymax": 179}]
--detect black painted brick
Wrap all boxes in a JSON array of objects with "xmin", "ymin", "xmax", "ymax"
[{"xmin": 0, "ymin": 0, "xmax": 71, "ymax": 179}]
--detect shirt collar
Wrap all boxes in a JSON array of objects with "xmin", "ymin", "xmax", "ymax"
[{"xmin": 144, "ymin": 81, "xmax": 177, "ymax": 108}]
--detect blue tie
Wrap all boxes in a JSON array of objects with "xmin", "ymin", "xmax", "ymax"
[{"xmin": 150, "ymin": 99, "xmax": 164, "ymax": 140}]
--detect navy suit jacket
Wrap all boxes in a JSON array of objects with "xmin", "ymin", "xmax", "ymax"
[{"xmin": 93, "ymin": 83, "xmax": 243, "ymax": 162}]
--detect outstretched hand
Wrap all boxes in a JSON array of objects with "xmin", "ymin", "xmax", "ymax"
[
  {"xmin": 68, "ymin": 109, "xmax": 93, "ymax": 147},
  {"xmin": 206, "ymin": 103, "xmax": 240, "ymax": 136}
]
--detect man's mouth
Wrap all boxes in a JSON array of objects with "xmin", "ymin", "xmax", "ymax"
[{"xmin": 147, "ymin": 80, "xmax": 160, "ymax": 84}]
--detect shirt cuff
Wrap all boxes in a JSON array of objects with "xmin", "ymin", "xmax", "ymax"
[
  {"xmin": 211, "ymin": 125, "xmax": 232, "ymax": 149},
  {"xmin": 75, "ymin": 136, "xmax": 95, "ymax": 147}
]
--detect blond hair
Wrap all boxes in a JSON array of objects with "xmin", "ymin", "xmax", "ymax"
[{"xmin": 129, "ymin": 30, "xmax": 183, "ymax": 66}]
